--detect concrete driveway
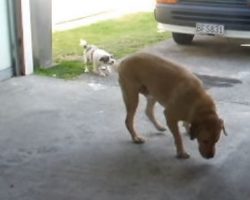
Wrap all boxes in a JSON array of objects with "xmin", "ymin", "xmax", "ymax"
[
  {"xmin": 53, "ymin": 0, "xmax": 154, "ymax": 31},
  {"xmin": 1, "ymin": 37, "xmax": 250, "ymax": 200}
]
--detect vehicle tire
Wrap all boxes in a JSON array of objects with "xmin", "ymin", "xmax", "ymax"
[{"xmin": 172, "ymin": 32, "xmax": 194, "ymax": 45}]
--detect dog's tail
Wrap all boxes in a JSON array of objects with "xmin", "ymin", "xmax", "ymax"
[{"xmin": 79, "ymin": 39, "xmax": 88, "ymax": 49}]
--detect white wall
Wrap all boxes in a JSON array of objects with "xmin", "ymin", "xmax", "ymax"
[{"xmin": 0, "ymin": 0, "xmax": 11, "ymax": 71}]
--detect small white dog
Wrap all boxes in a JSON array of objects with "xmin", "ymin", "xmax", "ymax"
[{"xmin": 80, "ymin": 39, "xmax": 116, "ymax": 76}]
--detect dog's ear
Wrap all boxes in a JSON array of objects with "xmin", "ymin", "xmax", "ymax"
[
  {"xmin": 189, "ymin": 122, "xmax": 199, "ymax": 140},
  {"xmin": 219, "ymin": 118, "xmax": 227, "ymax": 136},
  {"xmin": 80, "ymin": 39, "xmax": 88, "ymax": 48},
  {"xmin": 99, "ymin": 56, "xmax": 109, "ymax": 63}
]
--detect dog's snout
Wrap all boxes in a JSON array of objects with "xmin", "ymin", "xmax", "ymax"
[
  {"xmin": 203, "ymin": 153, "xmax": 214, "ymax": 159},
  {"xmin": 199, "ymin": 146, "xmax": 215, "ymax": 159},
  {"xmin": 200, "ymin": 150, "xmax": 215, "ymax": 159}
]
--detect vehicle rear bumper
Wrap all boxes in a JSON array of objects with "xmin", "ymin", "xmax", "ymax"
[
  {"xmin": 158, "ymin": 23, "xmax": 250, "ymax": 39},
  {"xmin": 155, "ymin": 3, "xmax": 250, "ymax": 38}
]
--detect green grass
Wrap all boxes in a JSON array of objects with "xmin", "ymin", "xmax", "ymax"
[
  {"xmin": 37, "ymin": 12, "xmax": 170, "ymax": 79},
  {"xmin": 35, "ymin": 61, "xmax": 83, "ymax": 79}
]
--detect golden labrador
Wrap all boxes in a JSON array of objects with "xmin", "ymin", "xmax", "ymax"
[{"xmin": 118, "ymin": 52, "xmax": 226, "ymax": 159}]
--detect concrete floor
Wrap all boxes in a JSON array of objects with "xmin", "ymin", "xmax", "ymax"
[{"xmin": 1, "ymin": 37, "xmax": 250, "ymax": 200}]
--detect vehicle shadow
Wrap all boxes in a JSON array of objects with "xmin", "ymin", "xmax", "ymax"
[{"xmin": 195, "ymin": 73, "xmax": 242, "ymax": 89}]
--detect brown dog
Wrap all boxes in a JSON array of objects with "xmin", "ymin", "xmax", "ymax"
[{"xmin": 118, "ymin": 52, "xmax": 226, "ymax": 159}]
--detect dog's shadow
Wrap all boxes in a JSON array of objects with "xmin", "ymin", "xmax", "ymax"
[
  {"xmin": 79, "ymin": 141, "xmax": 217, "ymax": 190},
  {"xmin": 147, "ymin": 131, "xmax": 166, "ymax": 138}
]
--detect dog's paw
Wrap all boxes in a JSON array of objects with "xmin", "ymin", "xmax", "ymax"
[
  {"xmin": 100, "ymin": 72, "xmax": 107, "ymax": 77},
  {"xmin": 84, "ymin": 67, "xmax": 89, "ymax": 73},
  {"xmin": 156, "ymin": 126, "xmax": 166, "ymax": 132},
  {"xmin": 132, "ymin": 136, "xmax": 145, "ymax": 144},
  {"xmin": 95, "ymin": 70, "xmax": 106, "ymax": 77},
  {"xmin": 176, "ymin": 152, "xmax": 190, "ymax": 159}
]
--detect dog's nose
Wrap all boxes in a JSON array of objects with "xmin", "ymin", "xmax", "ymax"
[
  {"xmin": 199, "ymin": 146, "xmax": 215, "ymax": 159},
  {"xmin": 200, "ymin": 149, "xmax": 215, "ymax": 159},
  {"xmin": 202, "ymin": 152, "xmax": 215, "ymax": 159},
  {"xmin": 205, "ymin": 154, "xmax": 214, "ymax": 159}
]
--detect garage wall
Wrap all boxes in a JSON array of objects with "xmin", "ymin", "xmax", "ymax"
[
  {"xmin": 0, "ymin": 0, "xmax": 13, "ymax": 80},
  {"xmin": 30, "ymin": 0, "xmax": 52, "ymax": 68}
]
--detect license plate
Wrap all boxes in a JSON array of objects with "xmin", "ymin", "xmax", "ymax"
[{"xmin": 196, "ymin": 23, "xmax": 224, "ymax": 36}]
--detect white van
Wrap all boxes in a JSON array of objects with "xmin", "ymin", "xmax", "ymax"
[{"xmin": 154, "ymin": 0, "xmax": 250, "ymax": 44}]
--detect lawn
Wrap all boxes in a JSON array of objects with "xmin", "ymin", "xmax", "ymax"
[{"xmin": 36, "ymin": 12, "xmax": 170, "ymax": 79}]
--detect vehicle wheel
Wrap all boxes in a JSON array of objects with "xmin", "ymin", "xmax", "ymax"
[{"xmin": 172, "ymin": 32, "xmax": 194, "ymax": 45}]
